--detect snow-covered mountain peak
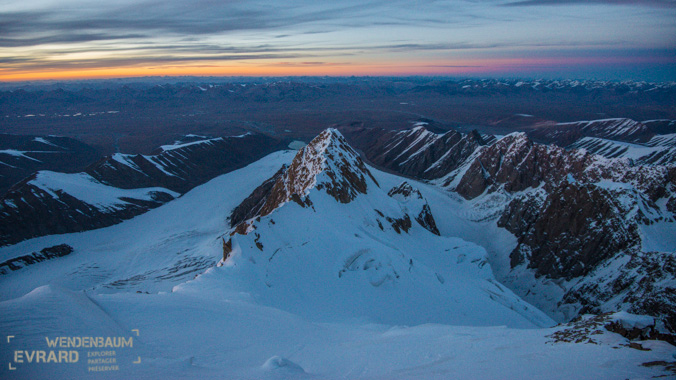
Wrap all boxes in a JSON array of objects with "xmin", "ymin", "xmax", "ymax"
[
  {"xmin": 256, "ymin": 128, "xmax": 379, "ymax": 216},
  {"xmin": 215, "ymin": 139, "xmax": 553, "ymax": 327}
]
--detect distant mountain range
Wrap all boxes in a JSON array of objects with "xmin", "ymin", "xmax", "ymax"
[{"xmin": 2, "ymin": 78, "xmax": 674, "ymax": 154}]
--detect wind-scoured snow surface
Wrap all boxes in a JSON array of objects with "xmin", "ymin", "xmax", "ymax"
[{"xmin": 0, "ymin": 150, "xmax": 673, "ymax": 379}]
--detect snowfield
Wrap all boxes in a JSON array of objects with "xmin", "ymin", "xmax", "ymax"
[{"xmin": 1, "ymin": 149, "xmax": 674, "ymax": 379}]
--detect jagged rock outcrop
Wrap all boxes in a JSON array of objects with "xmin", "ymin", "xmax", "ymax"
[
  {"xmin": 452, "ymin": 133, "xmax": 590, "ymax": 199},
  {"xmin": 499, "ymin": 182, "xmax": 642, "ymax": 279},
  {"xmin": 0, "ymin": 244, "xmax": 73, "ymax": 275},
  {"xmin": 224, "ymin": 129, "xmax": 364, "ymax": 259},
  {"xmin": 250, "ymin": 129, "xmax": 378, "ymax": 221},
  {"xmin": 340, "ymin": 125, "xmax": 490, "ymax": 180},
  {"xmin": 229, "ymin": 165, "xmax": 287, "ymax": 228},
  {"xmin": 446, "ymin": 133, "xmax": 676, "ymax": 329},
  {"xmin": 450, "ymin": 132, "xmax": 674, "ymax": 201},
  {"xmin": 559, "ymin": 251, "xmax": 676, "ymax": 332},
  {"xmin": 225, "ymin": 130, "xmax": 445, "ymax": 260},
  {"xmin": 0, "ymin": 133, "xmax": 285, "ymax": 246},
  {"xmin": 387, "ymin": 182, "xmax": 440, "ymax": 236},
  {"xmin": 548, "ymin": 312, "xmax": 675, "ymax": 347}
]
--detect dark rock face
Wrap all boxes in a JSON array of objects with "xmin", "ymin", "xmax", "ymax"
[
  {"xmin": 340, "ymin": 125, "xmax": 489, "ymax": 180},
  {"xmin": 229, "ymin": 165, "xmax": 287, "ymax": 228},
  {"xmin": 0, "ymin": 133, "xmax": 286, "ymax": 246},
  {"xmin": 548, "ymin": 312, "xmax": 675, "ymax": 347},
  {"xmin": 606, "ymin": 319, "xmax": 676, "ymax": 346},
  {"xmin": 453, "ymin": 132, "xmax": 673, "ymax": 202},
  {"xmin": 526, "ymin": 118, "xmax": 676, "ymax": 167},
  {"xmin": 499, "ymin": 182, "xmax": 641, "ymax": 279},
  {"xmin": 387, "ymin": 182, "xmax": 423, "ymax": 199},
  {"xmin": 569, "ymin": 132, "xmax": 676, "ymax": 167},
  {"xmin": 415, "ymin": 204, "xmax": 440, "ymax": 236},
  {"xmin": 644, "ymin": 119, "xmax": 676, "ymax": 135},
  {"xmin": 561, "ymin": 251, "xmax": 676, "ymax": 332},
  {"xmin": 87, "ymin": 134, "xmax": 285, "ymax": 194},
  {"xmin": 260, "ymin": 129, "xmax": 377, "ymax": 216},
  {"xmin": 454, "ymin": 133, "xmax": 589, "ymax": 199},
  {"xmin": 454, "ymin": 133, "xmax": 675, "ymax": 328},
  {"xmin": 387, "ymin": 214, "xmax": 412, "ymax": 234},
  {"xmin": 388, "ymin": 182, "xmax": 440, "ymax": 236},
  {"xmin": 0, "ymin": 179, "xmax": 174, "ymax": 247},
  {"xmin": 222, "ymin": 238, "xmax": 233, "ymax": 262},
  {"xmin": 0, "ymin": 244, "xmax": 73, "ymax": 274}
]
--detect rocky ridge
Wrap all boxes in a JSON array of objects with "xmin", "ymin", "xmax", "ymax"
[
  {"xmin": 340, "ymin": 124, "xmax": 489, "ymax": 180},
  {"xmin": 223, "ymin": 129, "xmax": 443, "ymax": 261},
  {"xmin": 215, "ymin": 128, "xmax": 553, "ymax": 328},
  {"xmin": 527, "ymin": 118, "xmax": 654, "ymax": 146},
  {"xmin": 0, "ymin": 134, "xmax": 100, "ymax": 193},
  {"xmin": 0, "ymin": 133, "xmax": 285, "ymax": 246},
  {"xmin": 351, "ymin": 125, "xmax": 675, "ymax": 331},
  {"xmin": 443, "ymin": 133, "xmax": 675, "ymax": 328}
]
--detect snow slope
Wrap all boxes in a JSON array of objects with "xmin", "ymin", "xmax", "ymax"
[
  {"xmin": 0, "ymin": 150, "xmax": 296, "ymax": 299},
  {"xmin": 0, "ymin": 141, "xmax": 674, "ymax": 379},
  {"xmin": 29, "ymin": 171, "xmax": 178, "ymax": 210}
]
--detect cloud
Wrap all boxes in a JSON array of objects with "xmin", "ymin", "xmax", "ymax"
[
  {"xmin": 0, "ymin": 0, "xmax": 674, "ymax": 80},
  {"xmin": 0, "ymin": 1, "xmax": 440, "ymax": 48},
  {"xmin": 0, "ymin": 53, "xmax": 311, "ymax": 71}
]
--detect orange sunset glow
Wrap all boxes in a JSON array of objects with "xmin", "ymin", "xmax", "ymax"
[{"xmin": 1, "ymin": 0, "xmax": 674, "ymax": 82}]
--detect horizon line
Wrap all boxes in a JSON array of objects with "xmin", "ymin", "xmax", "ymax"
[{"xmin": 2, "ymin": 74, "xmax": 675, "ymax": 85}]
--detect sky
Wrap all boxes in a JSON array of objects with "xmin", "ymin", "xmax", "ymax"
[{"xmin": 0, "ymin": 0, "xmax": 675, "ymax": 81}]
